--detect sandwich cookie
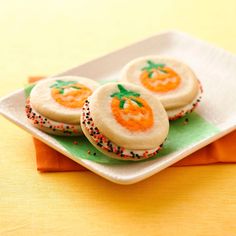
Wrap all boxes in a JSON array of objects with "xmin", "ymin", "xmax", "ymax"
[
  {"xmin": 81, "ymin": 82, "xmax": 169, "ymax": 161},
  {"xmin": 26, "ymin": 76, "xmax": 99, "ymax": 135},
  {"xmin": 120, "ymin": 56, "xmax": 202, "ymax": 120}
]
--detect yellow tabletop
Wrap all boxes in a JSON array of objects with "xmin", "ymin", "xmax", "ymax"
[{"xmin": 1, "ymin": 1, "xmax": 236, "ymax": 235}]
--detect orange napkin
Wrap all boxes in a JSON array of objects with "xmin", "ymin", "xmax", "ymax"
[{"xmin": 28, "ymin": 76, "xmax": 236, "ymax": 172}]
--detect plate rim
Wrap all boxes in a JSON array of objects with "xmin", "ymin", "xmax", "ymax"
[{"xmin": 1, "ymin": 30, "xmax": 236, "ymax": 184}]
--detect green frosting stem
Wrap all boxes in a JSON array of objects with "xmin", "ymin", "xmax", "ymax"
[
  {"xmin": 142, "ymin": 60, "xmax": 167, "ymax": 77},
  {"xmin": 50, "ymin": 80, "xmax": 80, "ymax": 94},
  {"xmin": 110, "ymin": 84, "xmax": 143, "ymax": 109}
]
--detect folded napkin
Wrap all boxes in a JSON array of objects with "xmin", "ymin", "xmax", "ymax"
[{"xmin": 28, "ymin": 76, "xmax": 236, "ymax": 172}]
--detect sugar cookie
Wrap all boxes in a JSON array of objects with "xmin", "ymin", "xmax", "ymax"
[
  {"xmin": 81, "ymin": 82, "xmax": 169, "ymax": 160},
  {"xmin": 26, "ymin": 76, "xmax": 99, "ymax": 136},
  {"xmin": 121, "ymin": 56, "xmax": 202, "ymax": 120}
]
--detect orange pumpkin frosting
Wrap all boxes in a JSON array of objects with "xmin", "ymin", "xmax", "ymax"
[
  {"xmin": 110, "ymin": 84, "xmax": 154, "ymax": 132},
  {"xmin": 51, "ymin": 80, "xmax": 92, "ymax": 108},
  {"xmin": 140, "ymin": 60, "xmax": 181, "ymax": 93}
]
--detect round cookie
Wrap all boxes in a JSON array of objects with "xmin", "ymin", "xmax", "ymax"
[
  {"xmin": 26, "ymin": 76, "xmax": 99, "ymax": 136},
  {"xmin": 120, "ymin": 56, "xmax": 202, "ymax": 120},
  {"xmin": 81, "ymin": 82, "xmax": 169, "ymax": 161}
]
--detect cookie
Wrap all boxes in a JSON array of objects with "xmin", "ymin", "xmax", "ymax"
[
  {"xmin": 120, "ymin": 56, "xmax": 202, "ymax": 120},
  {"xmin": 26, "ymin": 76, "xmax": 99, "ymax": 136},
  {"xmin": 81, "ymin": 82, "xmax": 169, "ymax": 161}
]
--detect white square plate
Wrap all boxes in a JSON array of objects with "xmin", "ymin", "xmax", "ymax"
[{"xmin": 1, "ymin": 30, "xmax": 236, "ymax": 184}]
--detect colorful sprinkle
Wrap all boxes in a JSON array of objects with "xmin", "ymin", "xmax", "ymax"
[
  {"xmin": 82, "ymin": 100, "xmax": 162, "ymax": 159},
  {"xmin": 25, "ymin": 98, "xmax": 81, "ymax": 135}
]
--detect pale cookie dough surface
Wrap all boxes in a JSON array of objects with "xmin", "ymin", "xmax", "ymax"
[
  {"xmin": 30, "ymin": 76, "xmax": 99, "ymax": 124},
  {"xmin": 88, "ymin": 82, "xmax": 169, "ymax": 150},
  {"xmin": 120, "ymin": 56, "xmax": 200, "ymax": 109}
]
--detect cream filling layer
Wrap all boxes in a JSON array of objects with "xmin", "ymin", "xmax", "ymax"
[{"xmin": 25, "ymin": 98, "xmax": 81, "ymax": 135}]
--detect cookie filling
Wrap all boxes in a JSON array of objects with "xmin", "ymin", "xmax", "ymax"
[
  {"xmin": 25, "ymin": 98, "xmax": 81, "ymax": 135},
  {"xmin": 82, "ymin": 100, "xmax": 163, "ymax": 159},
  {"xmin": 168, "ymin": 83, "xmax": 203, "ymax": 120}
]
